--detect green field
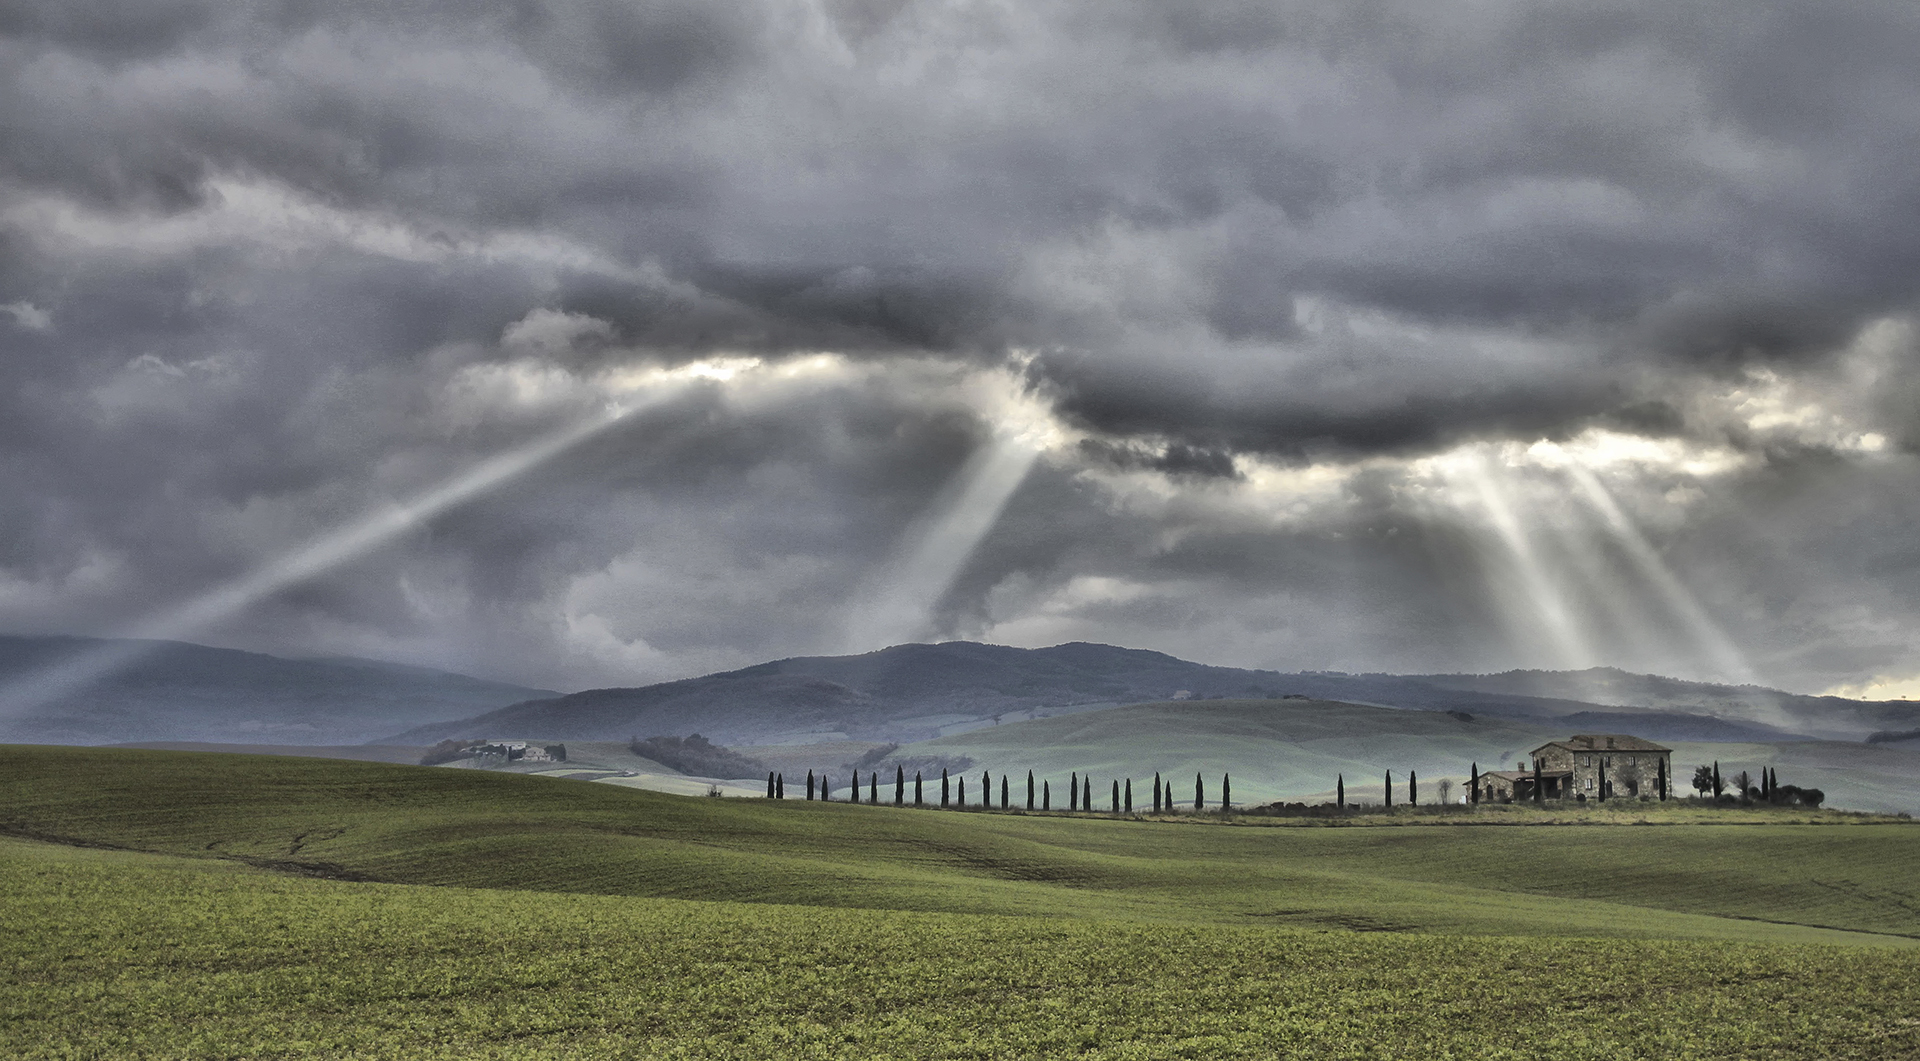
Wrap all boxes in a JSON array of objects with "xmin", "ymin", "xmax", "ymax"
[
  {"xmin": 6, "ymin": 745, "xmax": 1920, "ymax": 1057},
  {"xmin": 900, "ymin": 698, "xmax": 1920, "ymax": 814}
]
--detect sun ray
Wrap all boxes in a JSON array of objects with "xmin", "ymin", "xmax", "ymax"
[
  {"xmin": 0, "ymin": 395, "xmax": 662, "ymax": 719},
  {"xmin": 842, "ymin": 431, "xmax": 1040, "ymax": 653},
  {"xmin": 1562, "ymin": 463, "xmax": 1756, "ymax": 684},
  {"xmin": 1451, "ymin": 453, "xmax": 1597, "ymax": 671}
]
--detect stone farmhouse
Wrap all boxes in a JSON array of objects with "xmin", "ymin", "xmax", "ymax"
[{"xmin": 1474, "ymin": 734, "xmax": 1673, "ymax": 802}]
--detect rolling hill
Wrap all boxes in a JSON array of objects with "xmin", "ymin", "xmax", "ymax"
[
  {"xmin": 891, "ymin": 697, "xmax": 1920, "ymax": 815},
  {"xmin": 390, "ymin": 639, "xmax": 1900, "ymax": 747},
  {"xmin": 8, "ymin": 745, "xmax": 1919, "ymax": 1059},
  {"xmin": 3, "ymin": 744, "xmax": 1915, "ymax": 943},
  {"xmin": 0, "ymin": 635, "xmax": 553, "ymax": 745}
]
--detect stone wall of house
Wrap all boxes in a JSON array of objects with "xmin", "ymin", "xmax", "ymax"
[
  {"xmin": 1474, "ymin": 773, "xmax": 1518, "ymax": 803},
  {"xmin": 1535, "ymin": 746, "xmax": 1670, "ymax": 799}
]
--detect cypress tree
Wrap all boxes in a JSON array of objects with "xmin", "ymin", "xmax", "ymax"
[
  {"xmin": 807, "ymin": 769, "xmax": 816, "ymax": 801},
  {"xmin": 1070, "ymin": 772, "xmax": 1079, "ymax": 811},
  {"xmin": 1597, "ymin": 758, "xmax": 1607, "ymax": 802},
  {"xmin": 1001, "ymin": 773, "xmax": 1009, "ymax": 809},
  {"xmin": 1384, "ymin": 770, "xmax": 1391, "ymax": 808},
  {"xmin": 1027, "ymin": 770, "xmax": 1035, "ymax": 810},
  {"xmin": 1409, "ymin": 770, "xmax": 1417, "ymax": 806},
  {"xmin": 915, "ymin": 771, "xmax": 924, "ymax": 806},
  {"xmin": 767, "ymin": 772, "xmax": 775, "ymax": 799},
  {"xmin": 1111, "ymin": 779, "xmax": 1119, "ymax": 813},
  {"xmin": 941, "ymin": 768, "xmax": 950, "ymax": 808},
  {"xmin": 1470, "ymin": 762, "xmax": 1479, "ymax": 804},
  {"xmin": 895, "ymin": 765, "xmax": 905, "ymax": 805},
  {"xmin": 1154, "ymin": 772, "xmax": 1163, "ymax": 813},
  {"xmin": 1712, "ymin": 761, "xmax": 1722, "ymax": 798},
  {"xmin": 1337, "ymin": 773, "xmax": 1345, "ymax": 808},
  {"xmin": 1222, "ymin": 773, "xmax": 1231, "ymax": 812},
  {"xmin": 1083, "ymin": 775, "xmax": 1091, "ymax": 810},
  {"xmin": 1195, "ymin": 773, "xmax": 1204, "ymax": 810},
  {"xmin": 776, "ymin": 773, "xmax": 784, "ymax": 798},
  {"xmin": 870, "ymin": 772, "xmax": 879, "ymax": 803},
  {"xmin": 1124, "ymin": 777, "xmax": 1133, "ymax": 813},
  {"xmin": 1657, "ymin": 758, "xmax": 1667, "ymax": 801},
  {"xmin": 958, "ymin": 776, "xmax": 965, "ymax": 806},
  {"xmin": 1534, "ymin": 760, "xmax": 1543, "ymax": 804},
  {"xmin": 1042, "ymin": 780, "xmax": 1050, "ymax": 810},
  {"xmin": 982, "ymin": 770, "xmax": 990, "ymax": 808}
]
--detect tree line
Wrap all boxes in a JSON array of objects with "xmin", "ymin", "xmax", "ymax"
[
  {"xmin": 762, "ymin": 766, "xmax": 1238, "ymax": 814},
  {"xmin": 1690, "ymin": 762, "xmax": 1824, "ymax": 807},
  {"xmin": 753, "ymin": 761, "xmax": 1826, "ymax": 812}
]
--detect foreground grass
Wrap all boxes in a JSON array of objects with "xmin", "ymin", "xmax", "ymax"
[{"xmin": 7, "ymin": 838, "xmax": 1920, "ymax": 1060}]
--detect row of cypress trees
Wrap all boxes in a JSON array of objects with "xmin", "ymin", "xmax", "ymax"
[{"xmin": 762, "ymin": 766, "xmax": 1237, "ymax": 812}]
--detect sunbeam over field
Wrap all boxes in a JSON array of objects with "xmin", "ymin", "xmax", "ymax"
[
  {"xmin": 1452, "ymin": 454, "xmax": 1598, "ymax": 671},
  {"xmin": 845, "ymin": 431, "xmax": 1040, "ymax": 653},
  {"xmin": 0, "ymin": 401, "xmax": 638, "ymax": 719},
  {"xmin": 1562, "ymin": 462, "xmax": 1756, "ymax": 684}
]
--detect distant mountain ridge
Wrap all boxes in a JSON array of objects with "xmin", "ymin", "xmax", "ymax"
[
  {"xmin": 9, "ymin": 634, "xmax": 1913, "ymax": 751},
  {"xmin": 0, "ymin": 635, "xmax": 554, "ymax": 746},
  {"xmin": 388, "ymin": 641, "xmax": 1920, "ymax": 747}
]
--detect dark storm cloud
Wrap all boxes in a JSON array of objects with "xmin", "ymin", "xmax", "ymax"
[
  {"xmin": 3, "ymin": 0, "xmax": 1920, "ymax": 693},
  {"xmin": 8, "ymin": 0, "xmax": 1918, "ymax": 395}
]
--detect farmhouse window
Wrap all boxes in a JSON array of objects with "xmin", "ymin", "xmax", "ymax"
[{"xmin": 1585, "ymin": 778, "xmax": 1595, "ymax": 790}]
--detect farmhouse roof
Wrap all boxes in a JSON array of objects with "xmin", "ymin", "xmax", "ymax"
[{"xmin": 1531, "ymin": 734, "xmax": 1670, "ymax": 755}]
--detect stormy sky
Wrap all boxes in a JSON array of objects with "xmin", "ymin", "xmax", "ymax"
[{"xmin": 4, "ymin": 0, "xmax": 1920, "ymax": 698}]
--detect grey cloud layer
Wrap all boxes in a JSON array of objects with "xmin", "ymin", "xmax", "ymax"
[{"xmin": 2, "ymin": 1, "xmax": 1919, "ymax": 692}]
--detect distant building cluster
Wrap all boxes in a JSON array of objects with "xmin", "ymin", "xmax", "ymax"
[{"xmin": 1475, "ymin": 735, "xmax": 1672, "ymax": 803}]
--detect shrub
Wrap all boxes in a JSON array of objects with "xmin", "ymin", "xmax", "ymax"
[
  {"xmin": 420, "ymin": 739, "xmax": 482, "ymax": 766},
  {"xmin": 629, "ymin": 735, "xmax": 766, "ymax": 779}
]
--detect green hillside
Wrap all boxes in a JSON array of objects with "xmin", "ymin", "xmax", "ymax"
[
  {"xmin": 901, "ymin": 698, "xmax": 1571, "ymax": 805},
  {"xmin": 4, "ymin": 745, "xmax": 1916, "ymax": 944},
  {"xmin": 896, "ymin": 697, "xmax": 1920, "ymax": 813},
  {"xmin": 8, "ymin": 746, "xmax": 1920, "ymax": 1058}
]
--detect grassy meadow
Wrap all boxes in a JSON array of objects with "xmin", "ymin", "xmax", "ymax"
[{"xmin": 6, "ymin": 744, "xmax": 1920, "ymax": 1057}]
